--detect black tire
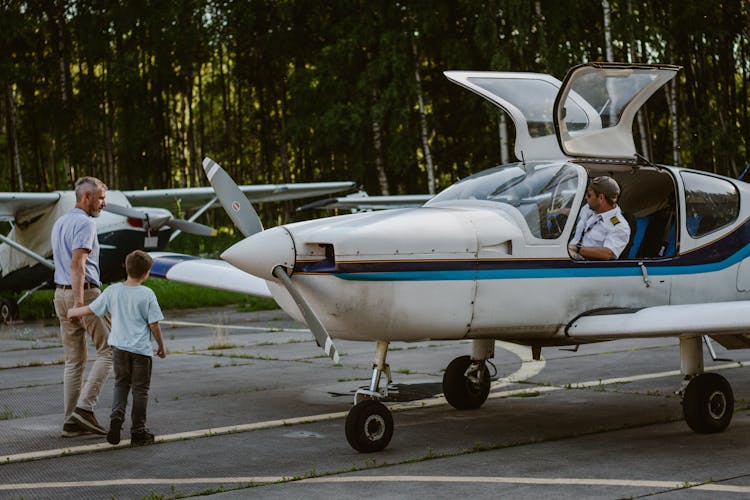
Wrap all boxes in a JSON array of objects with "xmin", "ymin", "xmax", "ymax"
[
  {"xmin": 0, "ymin": 298, "xmax": 18, "ymax": 324},
  {"xmin": 443, "ymin": 355, "xmax": 490, "ymax": 410},
  {"xmin": 345, "ymin": 399, "xmax": 393, "ymax": 453},
  {"xmin": 682, "ymin": 372, "xmax": 734, "ymax": 434}
]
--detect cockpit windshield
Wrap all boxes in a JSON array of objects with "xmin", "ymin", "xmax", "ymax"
[{"xmin": 427, "ymin": 162, "xmax": 581, "ymax": 239}]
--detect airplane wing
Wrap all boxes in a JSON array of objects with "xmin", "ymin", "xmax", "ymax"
[
  {"xmin": 122, "ymin": 182, "xmax": 356, "ymax": 211},
  {"xmin": 297, "ymin": 193, "xmax": 433, "ymax": 211},
  {"xmin": 0, "ymin": 192, "xmax": 62, "ymax": 222},
  {"xmin": 567, "ymin": 301, "xmax": 750, "ymax": 349},
  {"xmin": 148, "ymin": 252, "xmax": 272, "ymax": 298}
]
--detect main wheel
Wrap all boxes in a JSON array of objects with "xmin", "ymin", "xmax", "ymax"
[
  {"xmin": 682, "ymin": 373, "xmax": 734, "ymax": 434},
  {"xmin": 443, "ymin": 355, "xmax": 490, "ymax": 410},
  {"xmin": 0, "ymin": 298, "xmax": 19, "ymax": 324},
  {"xmin": 345, "ymin": 399, "xmax": 393, "ymax": 453}
]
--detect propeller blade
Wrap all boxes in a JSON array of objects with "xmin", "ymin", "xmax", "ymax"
[
  {"xmin": 272, "ymin": 265, "xmax": 340, "ymax": 363},
  {"xmin": 202, "ymin": 157, "xmax": 263, "ymax": 237},
  {"xmin": 103, "ymin": 203, "xmax": 146, "ymax": 219},
  {"xmin": 165, "ymin": 218, "xmax": 217, "ymax": 237}
]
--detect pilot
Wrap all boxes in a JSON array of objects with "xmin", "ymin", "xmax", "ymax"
[{"xmin": 568, "ymin": 176, "xmax": 631, "ymax": 260}]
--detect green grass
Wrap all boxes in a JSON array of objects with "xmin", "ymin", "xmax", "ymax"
[{"xmin": 12, "ymin": 279, "xmax": 278, "ymax": 322}]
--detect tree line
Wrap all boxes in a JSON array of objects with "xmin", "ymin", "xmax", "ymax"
[{"xmin": 1, "ymin": 0, "xmax": 748, "ymax": 211}]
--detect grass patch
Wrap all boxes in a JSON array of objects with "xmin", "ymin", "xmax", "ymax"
[
  {"xmin": 10, "ymin": 280, "xmax": 279, "ymax": 322},
  {"xmin": 143, "ymin": 279, "xmax": 278, "ymax": 311}
]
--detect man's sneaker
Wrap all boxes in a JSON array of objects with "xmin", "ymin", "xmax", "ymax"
[
  {"xmin": 71, "ymin": 407, "xmax": 106, "ymax": 435},
  {"xmin": 61, "ymin": 422, "xmax": 90, "ymax": 438},
  {"xmin": 107, "ymin": 418, "xmax": 122, "ymax": 445},
  {"xmin": 131, "ymin": 430, "xmax": 155, "ymax": 446}
]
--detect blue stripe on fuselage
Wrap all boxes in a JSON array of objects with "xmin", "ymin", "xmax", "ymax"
[{"xmin": 295, "ymin": 218, "xmax": 750, "ymax": 282}]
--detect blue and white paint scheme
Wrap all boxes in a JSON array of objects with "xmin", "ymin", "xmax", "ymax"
[{"xmin": 192, "ymin": 63, "xmax": 750, "ymax": 453}]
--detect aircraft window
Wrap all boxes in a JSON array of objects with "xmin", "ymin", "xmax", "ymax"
[
  {"xmin": 428, "ymin": 163, "xmax": 579, "ymax": 239},
  {"xmin": 568, "ymin": 72, "xmax": 657, "ymax": 128},
  {"xmin": 467, "ymin": 77, "xmax": 589, "ymax": 137},
  {"xmin": 680, "ymin": 172, "xmax": 739, "ymax": 238}
]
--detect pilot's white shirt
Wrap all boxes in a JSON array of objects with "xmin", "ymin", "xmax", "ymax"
[{"xmin": 571, "ymin": 204, "xmax": 631, "ymax": 258}]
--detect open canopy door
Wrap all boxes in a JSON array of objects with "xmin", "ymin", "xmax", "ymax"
[
  {"xmin": 445, "ymin": 71, "xmax": 600, "ymax": 161},
  {"xmin": 553, "ymin": 62, "xmax": 680, "ymax": 159}
]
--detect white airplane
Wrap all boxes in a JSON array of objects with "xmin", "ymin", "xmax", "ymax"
[
  {"xmin": 0, "ymin": 179, "xmax": 355, "ymax": 321},
  {"xmin": 160, "ymin": 62, "xmax": 750, "ymax": 453}
]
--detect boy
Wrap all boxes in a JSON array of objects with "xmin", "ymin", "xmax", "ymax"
[{"xmin": 68, "ymin": 250, "xmax": 166, "ymax": 446}]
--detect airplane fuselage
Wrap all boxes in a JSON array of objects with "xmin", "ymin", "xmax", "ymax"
[{"xmin": 224, "ymin": 160, "xmax": 750, "ymax": 346}]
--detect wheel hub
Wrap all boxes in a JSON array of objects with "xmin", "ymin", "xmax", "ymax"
[
  {"xmin": 364, "ymin": 414, "xmax": 385, "ymax": 441},
  {"xmin": 707, "ymin": 390, "xmax": 727, "ymax": 419}
]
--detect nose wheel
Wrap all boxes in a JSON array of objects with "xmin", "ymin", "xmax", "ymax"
[
  {"xmin": 1, "ymin": 298, "xmax": 19, "ymax": 324},
  {"xmin": 345, "ymin": 399, "xmax": 394, "ymax": 453}
]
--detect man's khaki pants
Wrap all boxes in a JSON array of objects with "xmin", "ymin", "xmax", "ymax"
[{"xmin": 54, "ymin": 288, "xmax": 112, "ymax": 425}]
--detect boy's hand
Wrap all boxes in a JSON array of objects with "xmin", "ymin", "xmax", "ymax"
[{"xmin": 156, "ymin": 346, "xmax": 166, "ymax": 358}]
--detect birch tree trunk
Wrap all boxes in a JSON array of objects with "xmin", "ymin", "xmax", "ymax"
[
  {"xmin": 56, "ymin": 6, "xmax": 73, "ymax": 186},
  {"xmin": 372, "ymin": 89, "xmax": 389, "ymax": 195},
  {"xmin": 5, "ymin": 82, "xmax": 23, "ymax": 191},
  {"xmin": 499, "ymin": 113, "xmax": 509, "ymax": 164},
  {"xmin": 412, "ymin": 37, "xmax": 435, "ymax": 194}
]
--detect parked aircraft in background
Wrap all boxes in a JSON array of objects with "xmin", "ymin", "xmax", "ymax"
[
  {"xmin": 161, "ymin": 63, "xmax": 750, "ymax": 453},
  {"xmin": 297, "ymin": 191, "xmax": 433, "ymax": 212},
  {"xmin": 0, "ymin": 179, "xmax": 355, "ymax": 322}
]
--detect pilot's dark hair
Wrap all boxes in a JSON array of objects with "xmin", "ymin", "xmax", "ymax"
[
  {"xmin": 589, "ymin": 176, "xmax": 620, "ymax": 205},
  {"xmin": 125, "ymin": 250, "xmax": 153, "ymax": 279},
  {"xmin": 74, "ymin": 176, "xmax": 107, "ymax": 201}
]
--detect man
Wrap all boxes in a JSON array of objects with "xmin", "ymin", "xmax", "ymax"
[
  {"xmin": 568, "ymin": 176, "xmax": 631, "ymax": 260},
  {"xmin": 51, "ymin": 177, "xmax": 112, "ymax": 437}
]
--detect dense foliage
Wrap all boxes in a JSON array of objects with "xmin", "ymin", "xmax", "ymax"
[{"xmin": 1, "ymin": 0, "xmax": 748, "ymax": 214}]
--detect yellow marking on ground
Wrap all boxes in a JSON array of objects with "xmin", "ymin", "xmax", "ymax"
[
  {"xmin": 161, "ymin": 319, "xmax": 309, "ymax": 333},
  {"xmin": 3, "ymin": 475, "xmax": 749, "ymax": 494}
]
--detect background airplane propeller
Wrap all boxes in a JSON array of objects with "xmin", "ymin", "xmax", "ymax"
[
  {"xmin": 202, "ymin": 157, "xmax": 340, "ymax": 363},
  {"xmin": 103, "ymin": 203, "xmax": 217, "ymax": 237}
]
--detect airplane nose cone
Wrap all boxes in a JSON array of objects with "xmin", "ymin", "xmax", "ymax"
[{"xmin": 221, "ymin": 226, "xmax": 295, "ymax": 281}]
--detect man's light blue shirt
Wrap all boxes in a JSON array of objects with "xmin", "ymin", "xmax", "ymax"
[
  {"xmin": 50, "ymin": 208, "xmax": 101, "ymax": 286},
  {"xmin": 89, "ymin": 283, "xmax": 164, "ymax": 357}
]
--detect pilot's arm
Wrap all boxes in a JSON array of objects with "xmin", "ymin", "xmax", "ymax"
[{"xmin": 568, "ymin": 243, "xmax": 616, "ymax": 260}]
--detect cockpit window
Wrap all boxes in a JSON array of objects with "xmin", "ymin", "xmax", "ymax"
[
  {"xmin": 680, "ymin": 172, "xmax": 739, "ymax": 238},
  {"xmin": 428, "ymin": 163, "xmax": 580, "ymax": 239}
]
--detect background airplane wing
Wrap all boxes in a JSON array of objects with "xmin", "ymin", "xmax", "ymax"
[
  {"xmin": 567, "ymin": 301, "xmax": 750, "ymax": 349},
  {"xmin": 0, "ymin": 192, "xmax": 62, "ymax": 221},
  {"xmin": 297, "ymin": 193, "xmax": 433, "ymax": 211},
  {"xmin": 149, "ymin": 252, "xmax": 272, "ymax": 298},
  {"xmin": 122, "ymin": 182, "xmax": 356, "ymax": 211}
]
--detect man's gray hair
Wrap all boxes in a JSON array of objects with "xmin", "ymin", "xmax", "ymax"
[{"xmin": 74, "ymin": 177, "xmax": 107, "ymax": 201}]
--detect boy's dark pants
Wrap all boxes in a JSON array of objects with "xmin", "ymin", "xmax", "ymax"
[{"xmin": 110, "ymin": 347, "xmax": 152, "ymax": 433}]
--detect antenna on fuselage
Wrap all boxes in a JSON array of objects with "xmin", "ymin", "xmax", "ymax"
[
  {"xmin": 737, "ymin": 163, "xmax": 750, "ymax": 182},
  {"xmin": 520, "ymin": 150, "xmax": 526, "ymax": 167}
]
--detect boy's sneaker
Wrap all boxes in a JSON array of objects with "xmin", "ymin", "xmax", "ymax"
[
  {"xmin": 71, "ymin": 407, "xmax": 106, "ymax": 435},
  {"xmin": 131, "ymin": 430, "xmax": 155, "ymax": 446},
  {"xmin": 107, "ymin": 418, "xmax": 122, "ymax": 445},
  {"xmin": 61, "ymin": 422, "xmax": 90, "ymax": 438}
]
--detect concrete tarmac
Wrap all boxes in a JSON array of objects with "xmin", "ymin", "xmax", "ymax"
[{"xmin": 1, "ymin": 305, "xmax": 749, "ymax": 499}]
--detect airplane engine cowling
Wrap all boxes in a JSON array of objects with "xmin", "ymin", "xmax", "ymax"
[{"xmin": 221, "ymin": 226, "xmax": 295, "ymax": 281}]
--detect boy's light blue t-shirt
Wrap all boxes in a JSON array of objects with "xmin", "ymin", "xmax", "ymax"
[{"xmin": 89, "ymin": 283, "xmax": 164, "ymax": 357}]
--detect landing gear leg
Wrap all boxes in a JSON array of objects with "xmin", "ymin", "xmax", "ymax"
[
  {"xmin": 443, "ymin": 339, "xmax": 493, "ymax": 410},
  {"xmin": 346, "ymin": 341, "xmax": 394, "ymax": 452},
  {"xmin": 679, "ymin": 336, "xmax": 734, "ymax": 433}
]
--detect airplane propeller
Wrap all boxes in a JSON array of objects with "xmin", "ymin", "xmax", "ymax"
[
  {"xmin": 202, "ymin": 157, "xmax": 263, "ymax": 237},
  {"xmin": 104, "ymin": 203, "xmax": 217, "ymax": 237},
  {"xmin": 202, "ymin": 157, "xmax": 340, "ymax": 363}
]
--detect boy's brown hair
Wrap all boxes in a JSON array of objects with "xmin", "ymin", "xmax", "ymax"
[{"xmin": 125, "ymin": 250, "xmax": 153, "ymax": 279}]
